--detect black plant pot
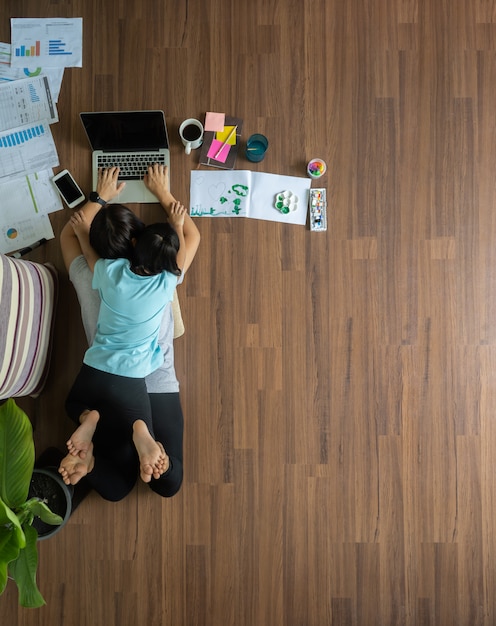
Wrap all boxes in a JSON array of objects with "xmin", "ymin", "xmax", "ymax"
[{"xmin": 28, "ymin": 468, "xmax": 73, "ymax": 540}]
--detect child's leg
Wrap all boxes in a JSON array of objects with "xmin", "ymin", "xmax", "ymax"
[
  {"xmin": 96, "ymin": 374, "xmax": 167, "ymax": 484},
  {"xmin": 147, "ymin": 392, "xmax": 184, "ymax": 497},
  {"xmin": 132, "ymin": 419, "xmax": 167, "ymax": 483}
]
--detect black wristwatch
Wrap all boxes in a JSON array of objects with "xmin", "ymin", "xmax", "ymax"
[{"xmin": 89, "ymin": 191, "xmax": 107, "ymax": 207}]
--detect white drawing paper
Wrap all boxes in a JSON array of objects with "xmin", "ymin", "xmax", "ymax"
[{"xmin": 190, "ymin": 170, "xmax": 311, "ymax": 226}]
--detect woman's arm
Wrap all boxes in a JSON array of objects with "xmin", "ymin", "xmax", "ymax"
[{"xmin": 60, "ymin": 167, "xmax": 126, "ymax": 272}]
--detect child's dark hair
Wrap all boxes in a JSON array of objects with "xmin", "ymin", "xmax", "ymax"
[
  {"xmin": 131, "ymin": 222, "xmax": 181, "ymax": 277},
  {"xmin": 90, "ymin": 204, "xmax": 145, "ymax": 260}
]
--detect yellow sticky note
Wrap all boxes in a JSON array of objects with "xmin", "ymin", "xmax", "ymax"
[{"xmin": 215, "ymin": 125, "xmax": 237, "ymax": 145}]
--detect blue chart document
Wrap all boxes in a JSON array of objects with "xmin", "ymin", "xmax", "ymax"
[
  {"xmin": 10, "ymin": 18, "xmax": 83, "ymax": 68},
  {"xmin": 0, "ymin": 75, "xmax": 58, "ymax": 131},
  {"xmin": 0, "ymin": 122, "xmax": 59, "ymax": 181}
]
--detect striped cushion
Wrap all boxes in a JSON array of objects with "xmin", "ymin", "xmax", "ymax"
[{"xmin": 0, "ymin": 254, "xmax": 58, "ymax": 399}]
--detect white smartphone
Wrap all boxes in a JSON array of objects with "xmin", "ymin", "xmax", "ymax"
[{"xmin": 52, "ymin": 169, "xmax": 85, "ymax": 208}]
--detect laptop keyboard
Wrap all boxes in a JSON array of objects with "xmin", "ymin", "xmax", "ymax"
[{"xmin": 97, "ymin": 153, "xmax": 167, "ymax": 180}]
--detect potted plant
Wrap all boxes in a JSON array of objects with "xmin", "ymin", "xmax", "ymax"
[{"xmin": 0, "ymin": 398, "xmax": 72, "ymax": 608}]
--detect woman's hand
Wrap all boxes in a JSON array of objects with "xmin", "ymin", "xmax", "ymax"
[
  {"xmin": 96, "ymin": 167, "xmax": 126, "ymax": 201},
  {"xmin": 143, "ymin": 163, "xmax": 170, "ymax": 197}
]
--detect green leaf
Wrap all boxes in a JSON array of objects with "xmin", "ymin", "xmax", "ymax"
[
  {"xmin": 24, "ymin": 498, "xmax": 63, "ymax": 526},
  {"xmin": 0, "ymin": 495, "xmax": 26, "ymax": 548},
  {"xmin": 8, "ymin": 524, "xmax": 45, "ymax": 608},
  {"xmin": 0, "ymin": 529, "xmax": 21, "ymax": 595},
  {"xmin": 0, "ymin": 496, "xmax": 25, "ymax": 595},
  {"xmin": 0, "ymin": 399, "xmax": 35, "ymax": 508}
]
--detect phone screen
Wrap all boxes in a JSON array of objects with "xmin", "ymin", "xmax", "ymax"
[{"xmin": 54, "ymin": 173, "xmax": 83, "ymax": 204}]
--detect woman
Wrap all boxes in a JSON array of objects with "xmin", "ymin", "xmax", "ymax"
[{"xmin": 58, "ymin": 165, "xmax": 200, "ymax": 500}]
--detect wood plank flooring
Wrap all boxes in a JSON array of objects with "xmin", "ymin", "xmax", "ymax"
[{"xmin": 3, "ymin": 1, "xmax": 496, "ymax": 624}]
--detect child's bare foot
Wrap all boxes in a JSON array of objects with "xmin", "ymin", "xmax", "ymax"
[
  {"xmin": 157, "ymin": 441, "xmax": 170, "ymax": 475},
  {"xmin": 67, "ymin": 409, "xmax": 100, "ymax": 459},
  {"xmin": 132, "ymin": 420, "xmax": 167, "ymax": 483},
  {"xmin": 58, "ymin": 443, "xmax": 95, "ymax": 485}
]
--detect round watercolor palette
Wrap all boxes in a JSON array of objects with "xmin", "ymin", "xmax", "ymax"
[{"xmin": 274, "ymin": 190, "xmax": 299, "ymax": 214}]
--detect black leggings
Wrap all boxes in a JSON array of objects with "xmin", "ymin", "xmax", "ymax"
[{"xmin": 66, "ymin": 365, "xmax": 184, "ymax": 501}]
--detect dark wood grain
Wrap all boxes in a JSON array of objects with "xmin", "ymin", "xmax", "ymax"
[{"xmin": 2, "ymin": 1, "xmax": 496, "ymax": 624}]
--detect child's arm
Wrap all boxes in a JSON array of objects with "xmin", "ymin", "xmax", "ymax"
[
  {"xmin": 70, "ymin": 210, "xmax": 100, "ymax": 272},
  {"xmin": 168, "ymin": 202, "xmax": 187, "ymax": 273},
  {"xmin": 144, "ymin": 164, "xmax": 201, "ymax": 275},
  {"xmin": 60, "ymin": 167, "xmax": 126, "ymax": 272}
]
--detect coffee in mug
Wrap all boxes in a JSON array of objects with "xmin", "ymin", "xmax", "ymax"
[{"xmin": 179, "ymin": 118, "xmax": 204, "ymax": 154}]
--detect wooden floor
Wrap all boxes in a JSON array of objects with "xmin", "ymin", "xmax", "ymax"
[{"xmin": 3, "ymin": 0, "xmax": 496, "ymax": 624}]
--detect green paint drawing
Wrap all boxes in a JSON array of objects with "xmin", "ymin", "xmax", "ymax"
[{"xmin": 232, "ymin": 184, "xmax": 249, "ymax": 197}]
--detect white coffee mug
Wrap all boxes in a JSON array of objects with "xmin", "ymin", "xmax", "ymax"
[{"xmin": 179, "ymin": 118, "xmax": 204, "ymax": 155}]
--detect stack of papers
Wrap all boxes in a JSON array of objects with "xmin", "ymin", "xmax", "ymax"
[
  {"xmin": 0, "ymin": 18, "xmax": 83, "ymax": 254},
  {"xmin": 199, "ymin": 113, "xmax": 243, "ymax": 170}
]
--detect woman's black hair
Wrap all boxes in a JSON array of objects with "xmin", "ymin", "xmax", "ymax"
[
  {"xmin": 89, "ymin": 204, "xmax": 145, "ymax": 259},
  {"xmin": 131, "ymin": 222, "xmax": 181, "ymax": 277}
]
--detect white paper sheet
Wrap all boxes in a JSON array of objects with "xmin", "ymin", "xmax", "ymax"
[
  {"xmin": 190, "ymin": 170, "xmax": 311, "ymax": 225},
  {"xmin": 0, "ymin": 42, "xmax": 64, "ymax": 101},
  {"xmin": 0, "ymin": 42, "xmax": 11, "ymax": 66},
  {"xmin": 0, "ymin": 121, "xmax": 59, "ymax": 181},
  {"xmin": 0, "ymin": 213, "xmax": 54, "ymax": 254},
  {"xmin": 0, "ymin": 75, "xmax": 58, "ymax": 131},
  {"xmin": 10, "ymin": 17, "xmax": 83, "ymax": 68},
  {"xmin": 0, "ymin": 169, "xmax": 62, "ymax": 253}
]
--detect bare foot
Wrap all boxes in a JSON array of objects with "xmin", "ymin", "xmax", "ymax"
[
  {"xmin": 58, "ymin": 443, "xmax": 95, "ymax": 485},
  {"xmin": 156, "ymin": 441, "xmax": 170, "ymax": 475},
  {"xmin": 67, "ymin": 409, "xmax": 100, "ymax": 459},
  {"xmin": 132, "ymin": 420, "xmax": 167, "ymax": 483}
]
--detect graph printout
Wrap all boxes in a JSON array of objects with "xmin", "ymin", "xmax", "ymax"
[
  {"xmin": 10, "ymin": 18, "xmax": 83, "ymax": 68},
  {"xmin": 0, "ymin": 42, "xmax": 64, "ymax": 102},
  {"xmin": 0, "ymin": 75, "xmax": 58, "ymax": 131},
  {"xmin": 0, "ymin": 122, "xmax": 59, "ymax": 181}
]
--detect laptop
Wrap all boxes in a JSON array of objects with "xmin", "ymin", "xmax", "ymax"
[{"xmin": 80, "ymin": 110, "xmax": 170, "ymax": 203}]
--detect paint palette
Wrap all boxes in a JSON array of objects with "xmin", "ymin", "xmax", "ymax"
[{"xmin": 274, "ymin": 190, "xmax": 298, "ymax": 214}]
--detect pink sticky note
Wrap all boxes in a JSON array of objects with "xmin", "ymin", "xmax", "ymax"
[
  {"xmin": 205, "ymin": 112, "xmax": 225, "ymax": 132},
  {"xmin": 207, "ymin": 138, "xmax": 231, "ymax": 163}
]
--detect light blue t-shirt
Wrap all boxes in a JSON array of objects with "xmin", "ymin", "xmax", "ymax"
[{"xmin": 83, "ymin": 258, "xmax": 177, "ymax": 378}]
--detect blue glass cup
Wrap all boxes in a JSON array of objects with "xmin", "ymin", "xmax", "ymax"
[{"xmin": 245, "ymin": 134, "xmax": 268, "ymax": 162}]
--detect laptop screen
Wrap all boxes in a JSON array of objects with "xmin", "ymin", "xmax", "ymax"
[{"xmin": 80, "ymin": 111, "xmax": 169, "ymax": 151}]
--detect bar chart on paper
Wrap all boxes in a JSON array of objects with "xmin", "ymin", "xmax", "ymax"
[
  {"xmin": 10, "ymin": 18, "xmax": 83, "ymax": 68},
  {"xmin": 0, "ymin": 122, "xmax": 59, "ymax": 181},
  {"xmin": 0, "ymin": 76, "xmax": 58, "ymax": 130},
  {"xmin": 14, "ymin": 38, "xmax": 73, "ymax": 58},
  {"xmin": 14, "ymin": 40, "xmax": 41, "ymax": 57},
  {"xmin": 1, "ymin": 124, "xmax": 45, "ymax": 148}
]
